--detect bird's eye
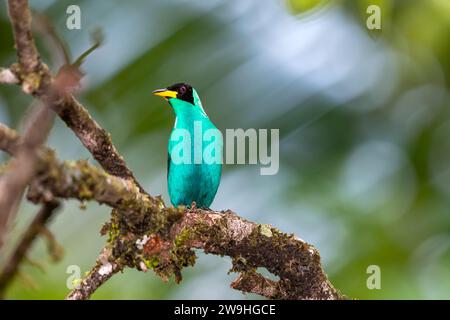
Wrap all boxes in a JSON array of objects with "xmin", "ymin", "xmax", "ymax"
[{"xmin": 179, "ymin": 86, "xmax": 186, "ymax": 94}]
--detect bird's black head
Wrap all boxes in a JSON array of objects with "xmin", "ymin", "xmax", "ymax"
[{"xmin": 153, "ymin": 82, "xmax": 194, "ymax": 105}]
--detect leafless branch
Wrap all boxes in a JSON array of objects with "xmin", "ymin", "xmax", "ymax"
[
  {"xmin": 0, "ymin": 201, "xmax": 60, "ymax": 298},
  {"xmin": 66, "ymin": 247, "xmax": 121, "ymax": 300}
]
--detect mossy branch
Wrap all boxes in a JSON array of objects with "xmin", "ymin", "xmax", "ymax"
[{"xmin": 0, "ymin": 125, "xmax": 344, "ymax": 300}]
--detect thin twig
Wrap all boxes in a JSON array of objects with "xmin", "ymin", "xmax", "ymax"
[
  {"xmin": 39, "ymin": 226, "xmax": 64, "ymax": 262},
  {"xmin": 72, "ymin": 29, "xmax": 103, "ymax": 68},
  {"xmin": 31, "ymin": 10, "xmax": 71, "ymax": 66},
  {"xmin": 0, "ymin": 201, "xmax": 60, "ymax": 298}
]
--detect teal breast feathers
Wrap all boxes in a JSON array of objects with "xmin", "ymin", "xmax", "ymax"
[{"xmin": 153, "ymin": 83, "xmax": 222, "ymax": 208}]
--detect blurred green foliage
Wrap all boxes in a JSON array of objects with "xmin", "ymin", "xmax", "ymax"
[
  {"xmin": 0, "ymin": 0, "xmax": 449, "ymax": 299},
  {"xmin": 286, "ymin": 0, "xmax": 330, "ymax": 14}
]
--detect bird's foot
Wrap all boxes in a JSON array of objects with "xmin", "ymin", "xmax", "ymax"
[{"xmin": 187, "ymin": 202, "xmax": 213, "ymax": 212}]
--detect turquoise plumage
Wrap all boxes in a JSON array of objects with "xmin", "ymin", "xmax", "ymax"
[{"xmin": 153, "ymin": 83, "xmax": 222, "ymax": 208}]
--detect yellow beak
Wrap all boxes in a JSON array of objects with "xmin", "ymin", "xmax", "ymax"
[{"xmin": 152, "ymin": 88, "xmax": 177, "ymax": 99}]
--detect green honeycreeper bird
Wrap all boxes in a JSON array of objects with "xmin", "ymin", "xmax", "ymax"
[{"xmin": 153, "ymin": 83, "xmax": 222, "ymax": 208}]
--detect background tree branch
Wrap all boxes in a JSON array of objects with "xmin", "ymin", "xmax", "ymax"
[
  {"xmin": 0, "ymin": 201, "xmax": 60, "ymax": 298},
  {"xmin": 0, "ymin": 102, "xmax": 54, "ymax": 250}
]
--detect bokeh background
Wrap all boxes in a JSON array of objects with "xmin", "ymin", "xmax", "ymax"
[{"xmin": 0, "ymin": 0, "xmax": 450, "ymax": 299}]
